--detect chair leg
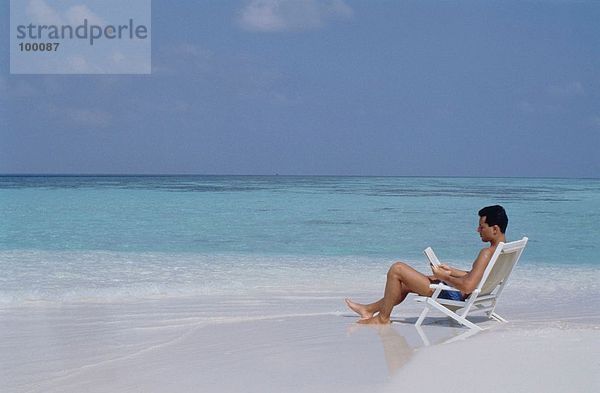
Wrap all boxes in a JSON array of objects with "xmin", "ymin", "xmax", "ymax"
[
  {"xmin": 415, "ymin": 325, "xmax": 430, "ymax": 346},
  {"xmin": 490, "ymin": 312, "xmax": 507, "ymax": 323},
  {"xmin": 415, "ymin": 305, "xmax": 430, "ymax": 327},
  {"xmin": 451, "ymin": 313, "xmax": 483, "ymax": 331},
  {"xmin": 428, "ymin": 300, "xmax": 483, "ymax": 331}
]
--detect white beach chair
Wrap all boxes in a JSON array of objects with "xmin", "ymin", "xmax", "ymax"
[{"xmin": 415, "ymin": 237, "xmax": 528, "ymax": 331}]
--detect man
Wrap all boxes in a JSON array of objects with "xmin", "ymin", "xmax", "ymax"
[{"xmin": 345, "ymin": 205, "xmax": 508, "ymax": 325}]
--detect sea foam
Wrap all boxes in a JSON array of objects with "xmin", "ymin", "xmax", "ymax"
[{"xmin": 1, "ymin": 250, "xmax": 598, "ymax": 312}]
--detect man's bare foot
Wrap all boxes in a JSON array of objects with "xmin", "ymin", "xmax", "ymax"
[
  {"xmin": 357, "ymin": 314, "xmax": 391, "ymax": 325},
  {"xmin": 345, "ymin": 298, "xmax": 373, "ymax": 320}
]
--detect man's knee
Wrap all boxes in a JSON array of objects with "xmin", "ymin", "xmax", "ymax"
[{"xmin": 388, "ymin": 261, "xmax": 407, "ymax": 278}]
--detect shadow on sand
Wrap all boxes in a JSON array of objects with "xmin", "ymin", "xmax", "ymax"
[{"xmin": 344, "ymin": 314, "xmax": 484, "ymax": 376}]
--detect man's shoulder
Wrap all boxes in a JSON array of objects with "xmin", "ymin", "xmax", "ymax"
[
  {"xmin": 478, "ymin": 246, "xmax": 494, "ymax": 255},
  {"xmin": 476, "ymin": 246, "xmax": 495, "ymax": 262}
]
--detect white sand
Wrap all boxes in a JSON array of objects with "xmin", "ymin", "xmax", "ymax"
[
  {"xmin": 1, "ymin": 290, "xmax": 598, "ymax": 393},
  {"xmin": 386, "ymin": 324, "xmax": 600, "ymax": 393}
]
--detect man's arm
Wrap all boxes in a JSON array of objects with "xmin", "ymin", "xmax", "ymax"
[
  {"xmin": 438, "ymin": 264, "xmax": 468, "ymax": 278},
  {"xmin": 432, "ymin": 248, "xmax": 493, "ymax": 293}
]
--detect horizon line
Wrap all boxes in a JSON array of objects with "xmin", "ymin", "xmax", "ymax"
[{"xmin": 0, "ymin": 173, "xmax": 599, "ymax": 180}]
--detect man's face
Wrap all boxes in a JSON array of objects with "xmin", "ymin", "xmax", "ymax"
[{"xmin": 477, "ymin": 216, "xmax": 494, "ymax": 242}]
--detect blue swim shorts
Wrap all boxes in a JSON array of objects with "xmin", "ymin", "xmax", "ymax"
[{"xmin": 438, "ymin": 290, "xmax": 463, "ymax": 301}]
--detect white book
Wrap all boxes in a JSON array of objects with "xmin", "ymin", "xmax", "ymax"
[{"xmin": 423, "ymin": 247, "xmax": 441, "ymax": 267}]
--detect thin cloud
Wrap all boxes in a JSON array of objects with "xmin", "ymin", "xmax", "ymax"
[
  {"xmin": 237, "ymin": 0, "xmax": 353, "ymax": 32},
  {"xmin": 520, "ymin": 81, "xmax": 586, "ymax": 114},
  {"xmin": 546, "ymin": 81, "xmax": 584, "ymax": 98},
  {"xmin": 65, "ymin": 55, "xmax": 98, "ymax": 73},
  {"xmin": 518, "ymin": 100, "xmax": 534, "ymax": 113},
  {"xmin": 65, "ymin": 4, "xmax": 105, "ymax": 25},
  {"xmin": 0, "ymin": 78, "xmax": 68, "ymax": 100},
  {"xmin": 173, "ymin": 43, "xmax": 213, "ymax": 59},
  {"xmin": 153, "ymin": 43, "xmax": 213, "ymax": 75},
  {"xmin": 26, "ymin": 0, "xmax": 63, "ymax": 25},
  {"xmin": 26, "ymin": 0, "xmax": 105, "ymax": 25},
  {"xmin": 107, "ymin": 51, "xmax": 151, "ymax": 73},
  {"xmin": 43, "ymin": 103, "xmax": 112, "ymax": 129},
  {"xmin": 64, "ymin": 107, "xmax": 113, "ymax": 128}
]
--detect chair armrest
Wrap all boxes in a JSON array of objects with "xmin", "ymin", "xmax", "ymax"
[{"xmin": 429, "ymin": 283, "xmax": 460, "ymax": 292}]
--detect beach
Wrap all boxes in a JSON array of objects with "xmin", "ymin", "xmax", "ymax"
[
  {"xmin": 1, "ymin": 278, "xmax": 598, "ymax": 393},
  {"xmin": 1, "ymin": 176, "xmax": 599, "ymax": 392}
]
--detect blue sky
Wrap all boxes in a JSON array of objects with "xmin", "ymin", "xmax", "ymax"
[{"xmin": 1, "ymin": 0, "xmax": 599, "ymax": 177}]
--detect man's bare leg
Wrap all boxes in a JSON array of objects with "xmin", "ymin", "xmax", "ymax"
[
  {"xmin": 345, "ymin": 298, "xmax": 383, "ymax": 320},
  {"xmin": 357, "ymin": 262, "xmax": 434, "ymax": 325}
]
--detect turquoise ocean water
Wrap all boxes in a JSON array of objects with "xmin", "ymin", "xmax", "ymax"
[{"xmin": 1, "ymin": 176, "xmax": 598, "ymax": 305}]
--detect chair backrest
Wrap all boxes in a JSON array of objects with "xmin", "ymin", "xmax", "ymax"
[{"xmin": 477, "ymin": 237, "xmax": 528, "ymax": 296}]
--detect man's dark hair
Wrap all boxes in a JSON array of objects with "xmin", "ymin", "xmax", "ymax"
[{"xmin": 478, "ymin": 205, "xmax": 508, "ymax": 233}]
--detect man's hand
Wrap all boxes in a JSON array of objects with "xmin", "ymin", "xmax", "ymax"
[{"xmin": 431, "ymin": 264, "xmax": 451, "ymax": 280}]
